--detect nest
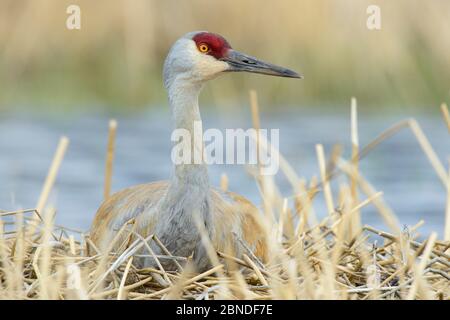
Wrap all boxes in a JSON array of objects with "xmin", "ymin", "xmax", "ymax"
[{"xmin": 0, "ymin": 206, "xmax": 448, "ymax": 300}]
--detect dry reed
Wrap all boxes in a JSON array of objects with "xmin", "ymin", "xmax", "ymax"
[{"xmin": 0, "ymin": 97, "xmax": 449, "ymax": 300}]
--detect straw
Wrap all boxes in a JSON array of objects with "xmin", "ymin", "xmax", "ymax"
[
  {"xmin": 441, "ymin": 103, "xmax": 450, "ymax": 133},
  {"xmin": 104, "ymin": 119, "xmax": 117, "ymax": 200},
  {"xmin": 1, "ymin": 109, "xmax": 449, "ymax": 300}
]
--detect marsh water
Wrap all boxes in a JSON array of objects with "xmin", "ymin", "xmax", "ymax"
[{"xmin": 0, "ymin": 107, "xmax": 448, "ymax": 238}]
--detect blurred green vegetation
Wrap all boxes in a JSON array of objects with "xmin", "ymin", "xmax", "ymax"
[{"xmin": 0, "ymin": 0, "xmax": 449, "ymax": 112}]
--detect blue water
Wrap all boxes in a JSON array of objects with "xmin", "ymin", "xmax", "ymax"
[{"xmin": 0, "ymin": 108, "xmax": 448, "ymax": 238}]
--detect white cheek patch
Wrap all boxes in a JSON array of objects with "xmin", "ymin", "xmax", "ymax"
[{"xmin": 196, "ymin": 58, "xmax": 228, "ymax": 80}]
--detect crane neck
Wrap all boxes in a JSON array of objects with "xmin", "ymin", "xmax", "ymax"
[
  {"xmin": 145, "ymin": 77, "xmax": 212, "ymax": 261},
  {"xmin": 145, "ymin": 77, "xmax": 212, "ymax": 265},
  {"xmin": 166, "ymin": 77, "xmax": 209, "ymax": 195},
  {"xmin": 168, "ymin": 79, "xmax": 203, "ymax": 132}
]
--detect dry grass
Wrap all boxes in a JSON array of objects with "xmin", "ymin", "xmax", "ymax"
[{"xmin": 0, "ymin": 96, "xmax": 449, "ymax": 300}]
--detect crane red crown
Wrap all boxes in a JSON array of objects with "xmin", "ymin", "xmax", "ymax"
[{"xmin": 192, "ymin": 32, "xmax": 232, "ymax": 59}]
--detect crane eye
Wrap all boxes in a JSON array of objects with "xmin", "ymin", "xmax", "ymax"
[{"xmin": 198, "ymin": 44, "xmax": 209, "ymax": 53}]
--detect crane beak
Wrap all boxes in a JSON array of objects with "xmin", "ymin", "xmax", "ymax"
[{"xmin": 221, "ymin": 49, "xmax": 303, "ymax": 79}]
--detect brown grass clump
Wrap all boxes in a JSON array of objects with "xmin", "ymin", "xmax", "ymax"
[{"xmin": 0, "ymin": 97, "xmax": 449, "ymax": 300}]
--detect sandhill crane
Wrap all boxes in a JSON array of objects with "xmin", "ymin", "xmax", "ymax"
[{"xmin": 90, "ymin": 31, "xmax": 301, "ymax": 271}]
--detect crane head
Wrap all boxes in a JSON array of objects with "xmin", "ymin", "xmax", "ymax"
[{"xmin": 163, "ymin": 31, "xmax": 302, "ymax": 88}]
